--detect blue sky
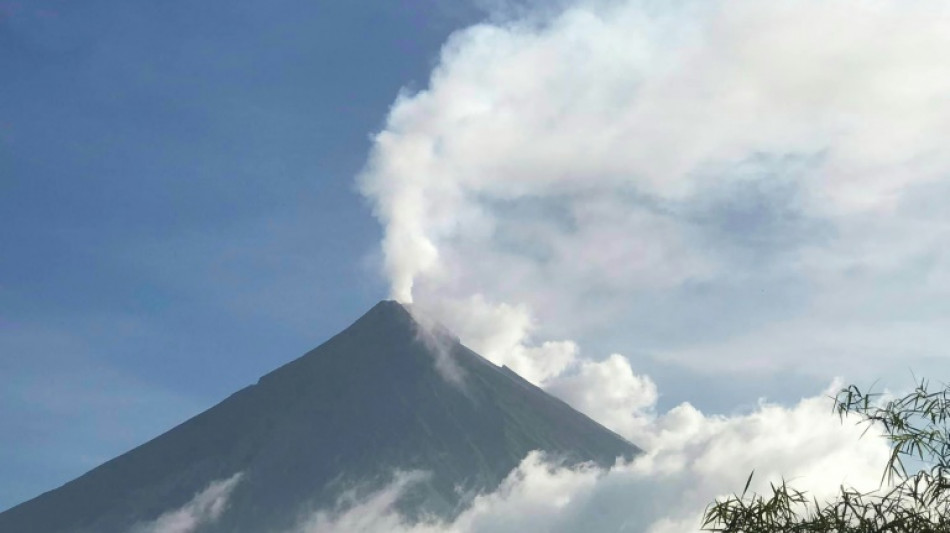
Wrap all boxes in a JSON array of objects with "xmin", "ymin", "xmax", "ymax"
[
  {"xmin": 6, "ymin": 0, "xmax": 950, "ymax": 528},
  {"xmin": 0, "ymin": 0, "xmax": 486, "ymax": 510}
]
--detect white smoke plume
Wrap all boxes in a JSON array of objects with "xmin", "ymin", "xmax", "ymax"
[
  {"xmin": 356, "ymin": 0, "xmax": 948, "ymax": 530},
  {"xmin": 132, "ymin": 473, "xmax": 243, "ymax": 533},
  {"xmin": 359, "ymin": 0, "xmax": 950, "ymax": 383}
]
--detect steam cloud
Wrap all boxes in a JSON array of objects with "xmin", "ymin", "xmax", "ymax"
[
  {"xmin": 359, "ymin": 0, "xmax": 950, "ymax": 381},
  {"xmin": 357, "ymin": 0, "xmax": 950, "ymax": 530}
]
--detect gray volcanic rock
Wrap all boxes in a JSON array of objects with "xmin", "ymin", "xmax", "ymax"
[{"xmin": 0, "ymin": 301, "xmax": 640, "ymax": 533}]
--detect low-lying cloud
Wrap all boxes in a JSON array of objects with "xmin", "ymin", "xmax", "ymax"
[
  {"xmin": 292, "ymin": 382, "xmax": 889, "ymax": 532},
  {"xmin": 132, "ymin": 473, "xmax": 243, "ymax": 533}
]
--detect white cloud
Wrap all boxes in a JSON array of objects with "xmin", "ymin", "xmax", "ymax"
[
  {"xmin": 290, "ymin": 471, "xmax": 432, "ymax": 533},
  {"xmin": 545, "ymin": 353, "xmax": 657, "ymax": 443},
  {"xmin": 132, "ymin": 473, "xmax": 243, "ymax": 533},
  {"xmin": 292, "ymin": 383, "xmax": 890, "ymax": 533},
  {"xmin": 354, "ymin": 0, "xmax": 946, "ymax": 530},
  {"xmin": 414, "ymin": 294, "xmax": 579, "ymax": 384},
  {"xmin": 359, "ymin": 0, "xmax": 950, "ymax": 391}
]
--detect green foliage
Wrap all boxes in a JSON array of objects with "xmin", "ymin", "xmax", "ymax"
[{"xmin": 702, "ymin": 379, "xmax": 950, "ymax": 532}]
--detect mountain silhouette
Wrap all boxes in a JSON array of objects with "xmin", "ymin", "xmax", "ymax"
[{"xmin": 0, "ymin": 301, "xmax": 640, "ymax": 533}]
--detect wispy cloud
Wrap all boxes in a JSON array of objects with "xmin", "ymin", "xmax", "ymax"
[
  {"xmin": 132, "ymin": 473, "xmax": 243, "ymax": 533},
  {"xmin": 290, "ymin": 471, "xmax": 432, "ymax": 533}
]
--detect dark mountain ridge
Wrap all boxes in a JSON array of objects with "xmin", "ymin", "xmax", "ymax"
[{"xmin": 0, "ymin": 301, "xmax": 640, "ymax": 533}]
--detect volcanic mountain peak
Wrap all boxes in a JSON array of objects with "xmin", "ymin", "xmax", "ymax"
[{"xmin": 0, "ymin": 300, "xmax": 639, "ymax": 533}]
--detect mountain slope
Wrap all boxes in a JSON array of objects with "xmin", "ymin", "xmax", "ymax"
[{"xmin": 0, "ymin": 301, "xmax": 639, "ymax": 533}]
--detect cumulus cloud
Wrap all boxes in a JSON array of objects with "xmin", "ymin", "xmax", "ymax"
[
  {"xmin": 292, "ymin": 383, "xmax": 890, "ymax": 533},
  {"xmin": 132, "ymin": 473, "xmax": 243, "ymax": 533},
  {"xmin": 545, "ymin": 353, "xmax": 657, "ymax": 443}
]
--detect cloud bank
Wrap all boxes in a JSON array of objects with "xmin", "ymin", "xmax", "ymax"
[{"xmin": 292, "ymin": 384, "xmax": 889, "ymax": 532}]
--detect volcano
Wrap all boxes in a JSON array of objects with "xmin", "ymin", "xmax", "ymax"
[{"xmin": 0, "ymin": 301, "xmax": 640, "ymax": 533}]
